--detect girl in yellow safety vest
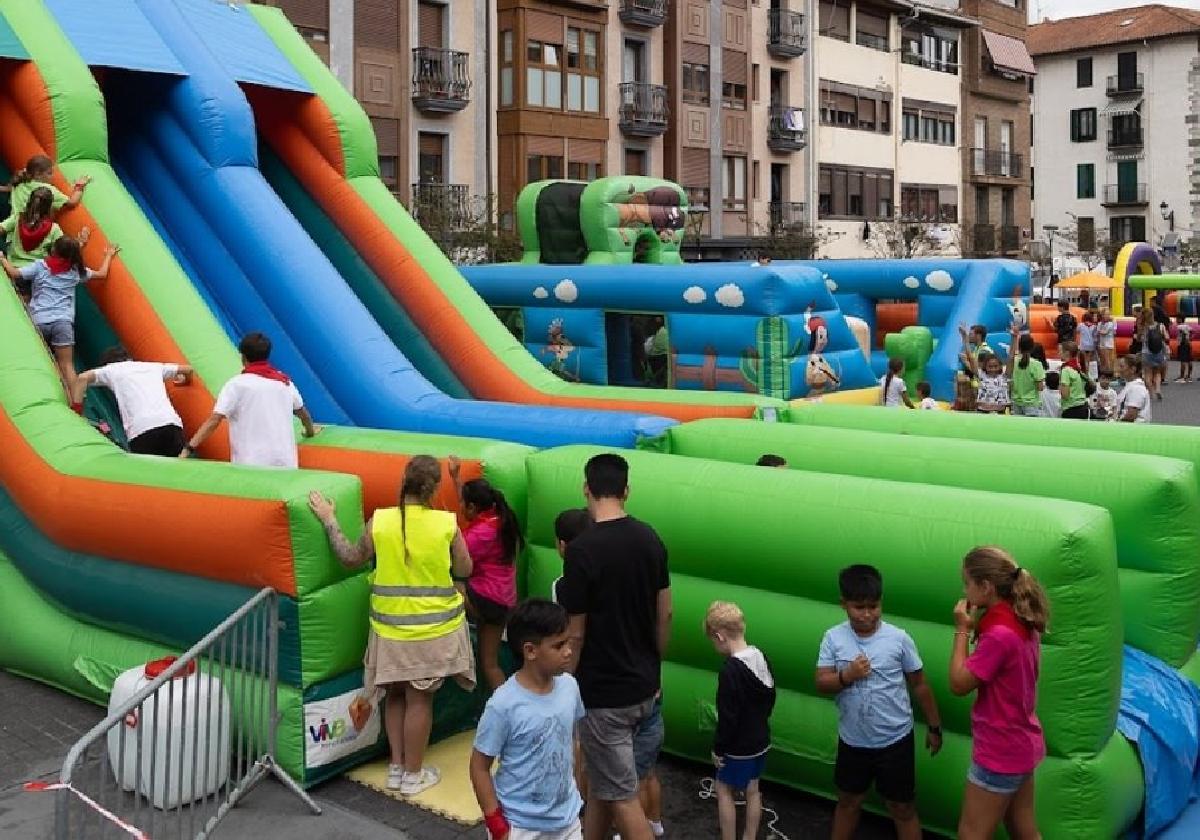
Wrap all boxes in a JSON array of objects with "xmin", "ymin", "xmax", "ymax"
[{"xmin": 309, "ymin": 455, "xmax": 475, "ymax": 797}]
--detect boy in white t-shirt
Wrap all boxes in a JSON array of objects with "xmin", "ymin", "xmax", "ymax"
[
  {"xmin": 915, "ymin": 382, "xmax": 937, "ymax": 410},
  {"xmin": 1116, "ymin": 356, "xmax": 1152, "ymax": 423},
  {"xmin": 181, "ymin": 332, "xmax": 318, "ymax": 466},
  {"xmin": 72, "ymin": 346, "xmax": 193, "ymax": 456}
]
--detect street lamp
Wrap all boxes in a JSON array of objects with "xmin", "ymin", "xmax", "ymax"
[{"xmin": 1160, "ymin": 201, "xmax": 1175, "ymax": 232}]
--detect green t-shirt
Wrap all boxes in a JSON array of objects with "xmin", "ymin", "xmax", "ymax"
[
  {"xmin": 1011, "ymin": 357, "xmax": 1046, "ymax": 407},
  {"xmin": 0, "ymin": 216, "xmax": 62, "ymax": 266},
  {"xmin": 1060, "ymin": 365, "xmax": 1087, "ymax": 410},
  {"xmin": 8, "ymin": 180, "xmax": 69, "ymax": 221}
]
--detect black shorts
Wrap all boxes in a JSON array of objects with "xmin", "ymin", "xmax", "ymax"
[
  {"xmin": 128, "ymin": 424, "xmax": 185, "ymax": 457},
  {"xmin": 835, "ymin": 730, "xmax": 915, "ymax": 803},
  {"xmin": 1061, "ymin": 404, "xmax": 1090, "ymax": 420},
  {"xmin": 465, "ymin": 582, "xmax": 510, "ymax": 626},
  {"xmin": 1179, "ymin": 343, "xmax": 1192, "ymax": 363}
]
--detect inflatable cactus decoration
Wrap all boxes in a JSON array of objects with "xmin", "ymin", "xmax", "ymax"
[
  {"xmin": 739, "ymin": 316, "xmax": 790, "ymax": 398},
  {"xmin": 883, "ymin": 326, "xmax": 934, "ymax": 395}
]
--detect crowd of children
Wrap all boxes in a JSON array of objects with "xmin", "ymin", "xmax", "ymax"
[{"xmin": 879, "ymin": 308, "xmax": 1155, "ymax": 422}]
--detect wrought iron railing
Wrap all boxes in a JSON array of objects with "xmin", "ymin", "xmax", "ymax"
[{"xmin": 411, "ymin": 48, "xmax": 471, "ymax": 111}]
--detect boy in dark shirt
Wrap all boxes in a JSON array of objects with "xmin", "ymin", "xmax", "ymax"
[
  {"xmin": 558, "ymin": 453, "xmax": 672, "ymax": 840},
  {"xmin": 1052, "ymin": 300, "xmax": 1078, "ymax": 347},
  {"xmin": 706, "ymin": 601, "xmax": 776, "ymax": 840}
]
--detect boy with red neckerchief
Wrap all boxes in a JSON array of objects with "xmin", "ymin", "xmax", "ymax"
[
  {"xmin": 180, "ymin": 331, "xmax": 318, "ymax": 466},
  {"xmin": 950, "ymin": 546, "xmax": 1050, "ymax": 840}
]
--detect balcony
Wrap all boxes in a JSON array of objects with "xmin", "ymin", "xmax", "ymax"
[
  {"xmin": 1106, "ymin": 73, "xmax": 1144, "ymax": 96},
  {"xmin": 619, "ymin": 0, "xmax": 667, "ymax": 27},
  {"xmin": 1107, "ymin": 127, "xmax": 1144, "ymax": 149},
  {"xmin": 618, "ymin": 82, "xmax": 669, "ymax": 136},
  {"xmin": 970, "ymin": 148, "xmax": 1023, "ymax": 179},
  {"xmin": 411, "ymin": 48, "xmax": 471, "ymax": 112},
  {"xmin": 769, "ymin": 201, "xmax": 807, "ymax": 231},
  {"xmin": 768, "ymin": 9, "xmax": 806, "ymax": 58},
  {"xmin": 1101, "ymin": 183, "xmax": 1148, "ymax": 207},
  {"xmin": 410, "ymin": 183, "xmax": 473, "ymax": 231},
  {"xmin": 767, "ymin": 105, "xmax": 807, "ymax": 152},
  {"xmin": 1000, "ymin": 225, "xmax": 1020, "ymax": 253},
  {"xmin": 972, "ymin": 223, "xmax": 996, "ymax": 252}
]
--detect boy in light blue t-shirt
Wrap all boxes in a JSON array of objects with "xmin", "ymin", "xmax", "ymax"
[
  {"xmin": 815, "ymin": 564, "xmax": 943, "ymax": 840},
  {"xmin": 471, "ymin": 599, "xmax": 585, "ymax": 840}
]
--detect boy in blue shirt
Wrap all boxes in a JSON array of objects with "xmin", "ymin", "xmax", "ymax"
[
  {"xmin": 815, "ymin": 565, "xmax": 943, "ymax": 840},
  {"xmin": 471, "ymin": 599, "xmax": 585, "ymax": 840}
]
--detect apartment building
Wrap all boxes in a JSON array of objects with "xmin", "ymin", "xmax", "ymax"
[
  {"xmin": 264, "ymin": 0, "xmax": 495, "ymax": 227},
  {"xmin": 957, "ymin": 0, "xmax": 1033, "ymax": 258},
  {"xmin": 1030, "ymin": 5, "xmax": 1200, "ymax": 261},
  {"xmin": 813, "ymin": 0, "xmax": 975, "ymax": 258}
]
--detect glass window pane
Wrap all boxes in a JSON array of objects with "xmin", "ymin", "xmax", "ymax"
[
  {"xmin": 567, "ymin": 29, "xmax": 580, "ymax": 68},
  {"xmin": 500, "ymin": 68, "xmax": 513, "ymax": 106},
  {"xmin": 544, "ymin": 44, "xmax": 559, "ymax": 66},
  {"xmin": 584, "ymin": 76, "xmax": 600, "ymax": 112},
  {"xmin": 527, "ymin": 41, "xmax": 540, "ymax": 62},
  {"xmin": 527, "ymin": 68, "xmax": 543, "ymax": 106},
  {"xmin": 528, "ymin": 156, "xmax": 541, "ymax": 183},
  {"xmin": 568, "ymin": 73, "xmax": 582, "ymax": 110},
  {"xmin": 502, "ymin": 31, "xmax": 512, "ymax": 63},
  {"xmin": 585, "ymin": 32, "xmax": 598, "ymax": 67},
  {"xmin": 545, "ymin": 71, "xmax": 562, "ymax": 108},
  {"xmin": 548, "ymin": 156, "xmax": 563, "ymax": 179}
]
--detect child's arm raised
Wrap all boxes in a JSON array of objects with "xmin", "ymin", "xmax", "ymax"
[
  {"xmin": 905, "ymin": 670, "xmax": 943, "ymax": 755},
  {"xmin": 469, "ymin": 749, "xmax": 509, "ymax": 840},
  {"xmin": 64, "ymin": 175, "xmax": 91, "ymax": 209},
  {"xmin": 0, "ymin": 254, "xmax": 22, "ymax": 281},
  {"xmin": 87, "ymin": 244, "xmax": 120, "ymax": 281},
  {"xmin": 447, "ymin": 455, "xmax": 465, "ymax": 502},
  {"xmin": 308, "ymin": 494, "xmax": 375, "ymax": 570}
]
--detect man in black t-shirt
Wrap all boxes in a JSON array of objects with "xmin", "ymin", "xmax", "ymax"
[{"xmin": 558, "ymin": 453, "xmax": 672, "ymax": 840}]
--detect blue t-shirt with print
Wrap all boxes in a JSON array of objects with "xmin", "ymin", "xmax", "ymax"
[
  {"xmin": 473, "ymin": 673, "xmax": 585, "ymax": 831},
  {"xmin": 817, "ymin": 620, "xmax": 923, "ymax": 749}
]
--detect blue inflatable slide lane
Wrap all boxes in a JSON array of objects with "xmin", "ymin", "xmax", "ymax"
[
  {"xmin": 70, "ymin": 0, "xmax": 672, "ymax": 449},
  {"xmin": 1118, "ymin": 646, "xmax": 1200, "ymax": 838}
]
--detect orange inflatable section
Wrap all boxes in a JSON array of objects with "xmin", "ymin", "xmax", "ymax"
[
  {"xmin": 247, "ymin": 89, "xmax": 758, "ymax": 422},
  {"xmin": 874, "ymin": 303, "xmax": 917, "ymax": 347},
  {"xmin": 299, "ymin": 446, "xmax": 481, "ymax": 518},
  {"xmin": 0, "ymin": 407, "xmax": 298, "ymax": 594}
]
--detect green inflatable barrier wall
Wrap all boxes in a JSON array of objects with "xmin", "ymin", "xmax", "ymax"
[
  {"xmin": 646, "ymin": 418, "xmax": 1200, "ymax": 670},
  {"xmin": 519, "ymin": 446, "xmax": 1140, "ymax": 838}
]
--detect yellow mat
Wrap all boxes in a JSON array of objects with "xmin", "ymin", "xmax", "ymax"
[{"xmin": 345, "ymin": 730, "xmax": 483, "ymax": 825}]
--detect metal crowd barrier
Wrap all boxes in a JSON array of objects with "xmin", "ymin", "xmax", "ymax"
[{"xmin": 55, "ymin": 588, "xmax": 320, "ymax": 839}]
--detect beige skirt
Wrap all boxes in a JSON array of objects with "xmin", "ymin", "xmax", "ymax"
[{"xmin": 363, "ymin": 622, "xmax": 476, "ymax": 695}]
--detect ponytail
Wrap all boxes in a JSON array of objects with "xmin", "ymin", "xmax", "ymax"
[
  {"xmin": 881, "ymin": 357, "xmax": 903, "ymax": 405},
  {"xmin": 397, "ymin": 455, "xmax": 443, "ymax": 563},
  {"xmin": 963, "ymin": 545, "xmax": 1050, "ymax": 633},
  {"xmin": 10, "ymin": 154, "xmax": 52, "ymax": 188},
  {"xmin": 1017, "ymin": 334, "xmax": 1035, "ymax": 370},
  {"xmin": 21, "ymin": 187, "xmax": 53, "ymax": 229},
  {"xmin": 462, "ymin": 479, "xmax": 525, "ymax": 564}
]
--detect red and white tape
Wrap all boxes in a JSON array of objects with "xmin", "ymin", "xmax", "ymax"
[{"xmin": 23, "ymin": 780, "xmax": 151, "ymax": 839}]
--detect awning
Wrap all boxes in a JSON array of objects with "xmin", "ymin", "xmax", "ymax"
[
  {"xmin": 1100, "ymin": 98, "xmax": 1142, "ymax": 117},
  {"xmin": 981, "ymin": 29, "xmax": 1036, "ymax": 76},
  {"xmin": 1056, "ymin": 271, "xmax": 1121, "ymax": 290}
]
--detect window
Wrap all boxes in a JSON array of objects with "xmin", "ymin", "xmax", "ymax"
[
  {"xmin": 624, "ymin": 148, "xmax": 646, "ymax": 176},
  {"xmin": 818, "ymin": 0, "xmax": 850, "ymax": 41},
  {"xmin": 378, "ymin": 155, "xmax": 398, "ymax": 189},
  {"xmin": 901, "ymin": 26, "xmax": 958, "ymax": 74},
  {"xmin": 566, "ymin": 27, "xmax": 601, "ymax": 113},
  {"xmin": 818, "ymin": 165, "xmax": 894, "ymax": 219},
  {"xmin": 819, "ymin": 81, "xmax": 891, "ymax": 134},
  {"xmin": 1110, "ymin": 215, "xmax": 1146, "ymax": 243},
  {"xmin": 1076, "ymin": 164, "xmax": 1095, "ymax": 199},
  {"xmin": 682, "ymin": 62, "xmax": 710, "ymax": 104},
  {"xmin": 723, "ymin": 156, "xmax": 747, "ymax": 209},
  {"xmin": 417, "ymin": 132, "xmax": 446, "ymax": 183},
  {"xmin": 752, "ymin": 63, "xmax": 760, "ymax": 103},
  {"xmin": 1001, "ymin": 188, "xmax": 1014, "ymax": 225},
  {"xmin": 1070, "ymin": 108, "xmax": 1097, "ymax": 142},
  {"xmin": 975, "ymin": 186, "xmax": 990, "ymax": 223},
  {"xmin": 903, "ymin": 111, "xmax": 919, "ymax": 141},
  {"xmin": 856, "ymin": 10, "xmax": 889, "ymax": 52},
  {"xmin": 567, "ymin": 161, "xmax": 601, "ymax": 180},
  {"xmin": 500, "ymin": 30, "xmax": 514, "ymax": 106},
  {"xmin": 526, "ymin": 40, "xmax": 562, "ymax": 108},
  {"xmin": 527, "ymin": 154, "xmax": 564, "ymax": 182},
  {"xmin": 901, "ymin": 184, "xmax": 957, "ymax": 223},
  {"xmin": 1030, "ymin": 166, "xmax": 1035, "ymax": 200},
  {"xmin": 722, "ymin": 81, "xmax": 747, "ymax": 109},
  {"xmin": 1076, "ymin": 57, "xmax": 1092, "ymax": 88},
  {"xmin": 1077, "ymin": 217, "xmax": 1095, "ymax": 252}
]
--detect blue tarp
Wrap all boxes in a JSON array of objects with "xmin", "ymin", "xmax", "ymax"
[
  {"xmin": 0, "ymin": 14, "xmax": 29, "ymax": 60},
  {"xmin": 166, "ymin": 0, "xmax": 310, "ymax": 93},
  {"xmin": 1117, "ymin": 646, "xmax": 1200, "ymax": 837},
  {"xmin": 45, "ymin": 0, "xmax": 185, "ymax": 75}
]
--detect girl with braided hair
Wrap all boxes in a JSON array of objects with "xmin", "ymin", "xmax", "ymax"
[{"xmin": 309, "ymin": 455, "xmax": 476, "ymax": 796}]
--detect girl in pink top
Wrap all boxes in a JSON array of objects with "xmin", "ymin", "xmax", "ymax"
[
  {"xmin": 949, "ymin": 546, "xmax": 1050, "ymax": 840},
  {"xmin": 450, "ymin": 458, "xmax": 524, "ymax": 691}
]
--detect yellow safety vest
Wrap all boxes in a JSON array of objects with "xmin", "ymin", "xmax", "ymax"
[{"xmin": 369, "ymin": 506, "xmax": 464, "ymax": 641}]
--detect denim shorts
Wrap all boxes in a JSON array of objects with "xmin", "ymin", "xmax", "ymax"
[
  {"xmin": 1011, "ymin": 404, "xmax": 1043, "ymax": 417},
  {"xmin": 632, "ymin": 698, "xmax": 664, "ymax": 779},
  {"xmin": 37, "ymin": 319, "xmax": 75, "ymax": 347},
  {"xmin": 967, "ymin": 761, "xmax": 1031, "ymax": 795},
  {"xmin": 578, "ymin": 695, "xmax": 658, "ymax": 801}
]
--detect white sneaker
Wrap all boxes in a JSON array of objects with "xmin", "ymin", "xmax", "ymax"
[
  {"xmin": 386, "ymin": 764, "xmax": 404, "ymax": 791},
  {"xmin": 399, "ymin": 766, "xmax": 441, "ymax": 796}
]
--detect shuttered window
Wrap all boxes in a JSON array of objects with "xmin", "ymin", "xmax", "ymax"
[
  {"xmin": 418, "ymin": 2, "xmax": 443, "ymax": 49},
  {"xmin": 722, "ymin": 49, "xmax": 747, "ymax": 84},
  {"xmin": 355, "ymin": 0, "xmax": 399, "ymax": 49},
  {"xmin": 276, "ymin": 0, "xmax": 327, "ymax": 29},
  {"xmin": 681, "ymin": 147, "xmax": 709, "ymax": 186}
]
